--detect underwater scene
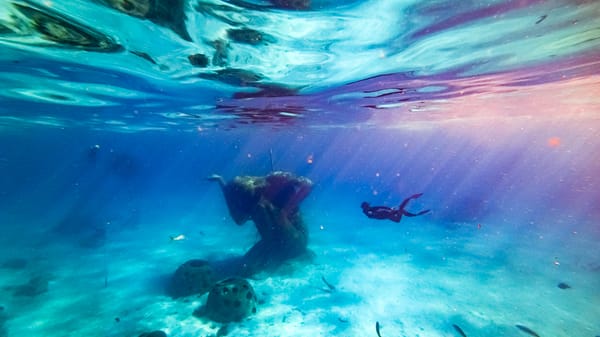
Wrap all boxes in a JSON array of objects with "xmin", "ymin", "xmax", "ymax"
[{"xmin": 1, "ymin": 0, "xmax": 600, "ymax": 336}]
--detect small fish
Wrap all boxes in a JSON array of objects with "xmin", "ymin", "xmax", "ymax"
[
  {"xmin": 452, "ymin": 324, "xmax": 467, "ymax": 337},
  {"xmin": 321, "ymin": 275, "xmax": 336, "ymax": 292},
  {"xmin": 557, "ymin": 282, "xmax": 571, "ymax": 289},
  {"xmin": 516, "ymin": 324, "xmax": 541, "ymax": 337},
  {"xmin": 170, "ymin": 234, "xmax": 186, "ymax": 241},
  {"xmin": 375, "ymin": 321, "xmax": 382, "ymax": 337},
  {"xmin": 535, "ymin": 15, "xmax": 547, "ymax": 24}
]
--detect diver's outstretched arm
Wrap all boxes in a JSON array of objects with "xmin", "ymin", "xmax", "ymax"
[{"xmin": 207, "ymin": 174, "xmax": 225, "ymax": 188}]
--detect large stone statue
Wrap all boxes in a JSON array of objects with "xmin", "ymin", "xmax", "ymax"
[{"xmin": 208, "ymin": 171, "xmax": 312, "ymax": 276}]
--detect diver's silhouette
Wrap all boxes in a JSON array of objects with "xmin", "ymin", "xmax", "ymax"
[{"xmin": 361, "ymin": 193, "xmax": 430, "ymax": 223}]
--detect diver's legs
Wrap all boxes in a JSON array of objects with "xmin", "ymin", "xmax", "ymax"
[
  {"xmin": 399, "ymin": 193, "xmax": 429, "ymax": 217},
  {"xmin": 389, "ymin": 211, "xmax": 403, "ymax": 222},
  {"xmin": 398, "ymin": 193, "xmax": 423, "ymax": 211},
  {"xmin": 403, "ymin": 209, "xmax": 431, "ymax": 217}
]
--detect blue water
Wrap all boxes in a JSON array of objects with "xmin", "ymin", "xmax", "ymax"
[{"xmin": 1, "ymin": 1, "xmax": 599, "ymax": 336}]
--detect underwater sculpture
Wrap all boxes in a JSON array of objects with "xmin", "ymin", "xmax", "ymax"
[
  {"xmin": 361, "ymin": 193, "xmax": 430, "ymax": 223},
  {"xmin": 208, "ymin": 171, "xmax": 313, "ymax": 276}
]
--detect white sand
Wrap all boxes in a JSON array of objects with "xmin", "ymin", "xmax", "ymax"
[{"xmin": 1, "ymin": 214, "xmax": 598, "ymax": 337}]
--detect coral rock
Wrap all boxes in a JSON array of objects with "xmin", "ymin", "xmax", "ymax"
[
  {"xmin": 169, "ymin": 259, "xmax": 217, "ymax": 298},
  {"xmin": 203, "ymin": 278, "xmax": 258, "ymax": 323}
]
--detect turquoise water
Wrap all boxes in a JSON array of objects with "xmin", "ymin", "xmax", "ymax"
[{"xmin": 1, "ymin": 1, "xmax": 599, "ymax": 337}]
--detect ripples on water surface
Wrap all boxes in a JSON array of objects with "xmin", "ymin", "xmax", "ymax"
[{"xmin": 0, "ymin": 0, "xmax": 598, "ymax": 129}]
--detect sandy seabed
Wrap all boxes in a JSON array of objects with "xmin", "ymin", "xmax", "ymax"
[{"xmin": 1, "ymin": 214, "xmax": 598, "ymax": 337}]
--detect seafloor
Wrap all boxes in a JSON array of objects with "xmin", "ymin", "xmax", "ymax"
[{"xmin": 1, "ymin": 199, "xmax": 598, "ymax": 337}]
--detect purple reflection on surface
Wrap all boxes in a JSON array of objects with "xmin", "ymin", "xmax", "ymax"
[
  {"xmin": 410, "ymin": 0, "xmax": 546, "ymax": 39},
  {"xmin": 217, "ymin": 53, "xmax": 600, "ymax": 125},
  {"xmin": 216, "ymin": 52, "xmax": 600, "ymax": 126}
]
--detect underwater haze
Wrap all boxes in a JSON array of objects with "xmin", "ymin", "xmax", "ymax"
[{"xmin": 1, "ymin": 0, "xmax": 600, "ymax": 336}]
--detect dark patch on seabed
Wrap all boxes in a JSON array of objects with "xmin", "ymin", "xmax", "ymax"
[
  {"xmin": 7, "ymin": 275, "xmax": 51, "ymax": 297},
  {"xmin": 0, "ymin": 308, "xmax": 7, "ymax": 337},
  {"xmin": 1, "ymin": 258, "xmax": 28, "ymax": 270}
]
